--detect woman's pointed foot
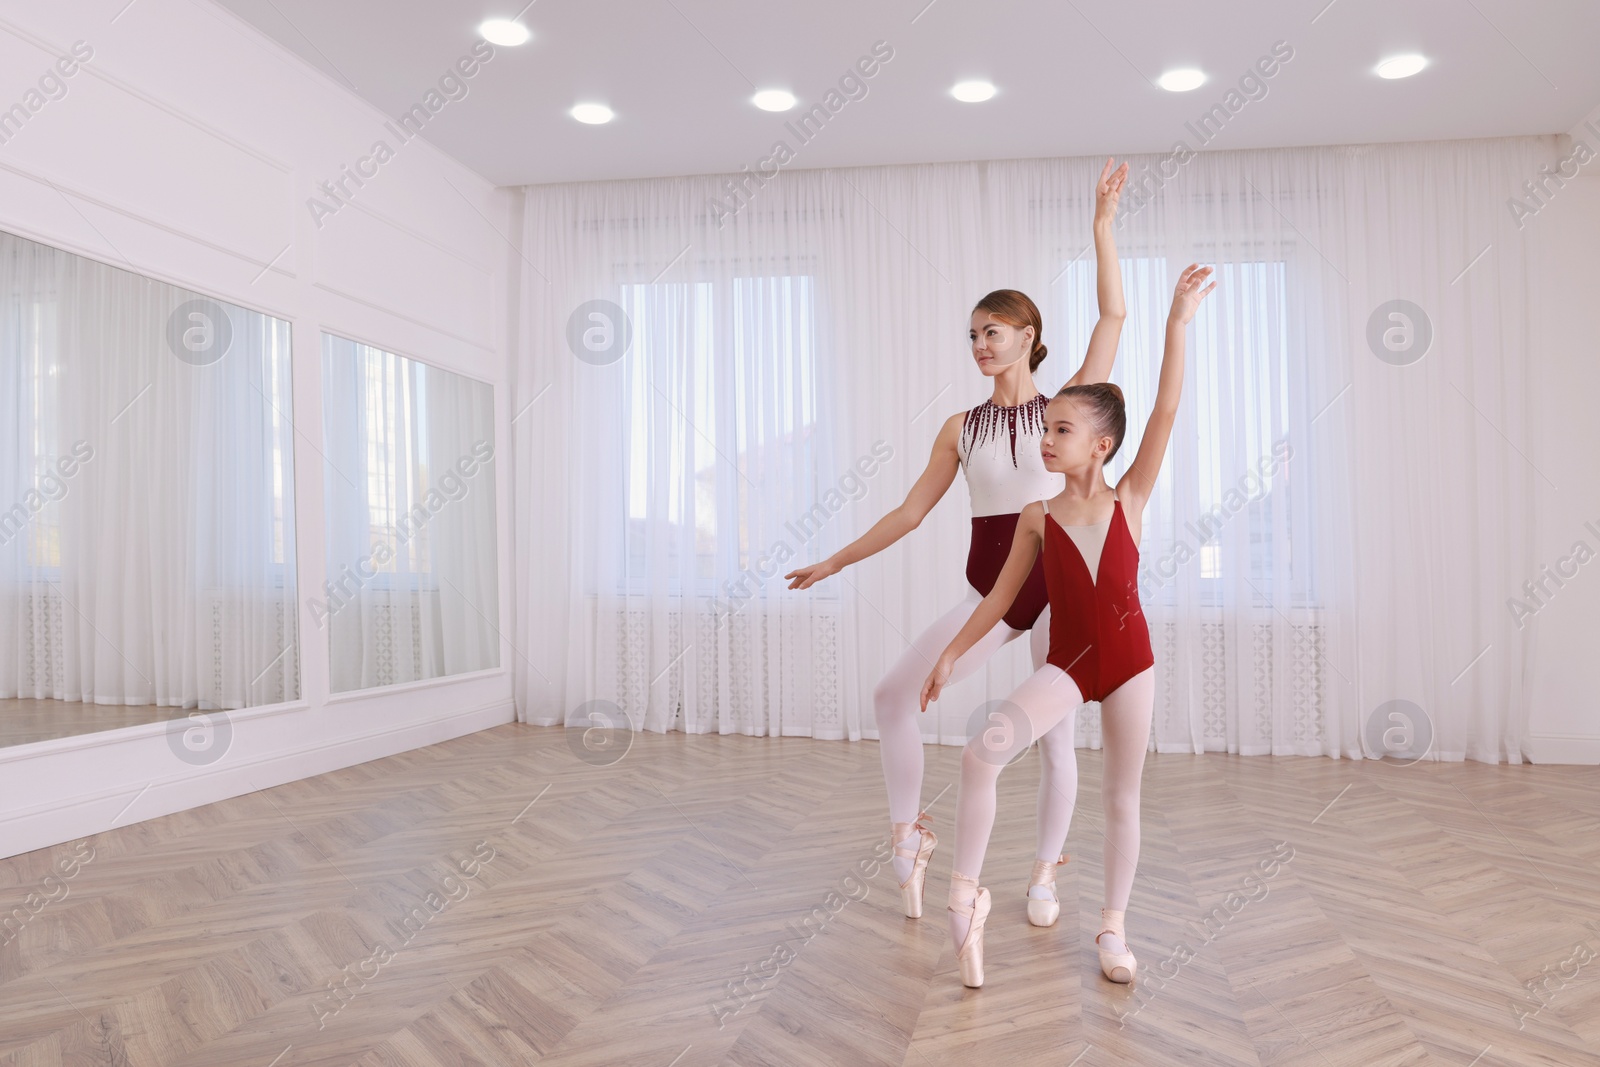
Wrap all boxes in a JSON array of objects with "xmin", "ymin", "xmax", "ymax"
[
  {"xmin": 949, "ymin": 872, "xmax": 991, "ymax": 988},
  {"xmin": 891, "ymin": 812, "xmax": 937, "ymax": 918}
]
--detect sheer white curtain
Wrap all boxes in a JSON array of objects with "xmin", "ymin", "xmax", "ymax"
[
  {"xmin": 512, "ymin": 135, "xmax": 1547, "ymax": 763},
  {"xmin": 0, "ymin": 228, "xmax": 298, "ymax": 710},
  {"xmin": 320, "ymin": 336, "xmax": 500, "ymax": 692}
]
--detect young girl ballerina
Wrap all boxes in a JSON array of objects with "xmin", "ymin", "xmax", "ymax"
[
  {"xmin": 785, "ymin": 159, "xmax": 1130, "ymax": 921},
  {"xmin": 919, "ymin": 263, "xmax": 1216, "ymax": 988}
]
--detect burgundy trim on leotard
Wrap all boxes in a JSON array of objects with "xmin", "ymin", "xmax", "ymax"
[
  {"xmin": 965, "ymin": 513, "xmax": 1050, "ymax": 631},
  {"xmin": 1043, "ymin": 500, "xmax": 1154, "ymax": 701}
]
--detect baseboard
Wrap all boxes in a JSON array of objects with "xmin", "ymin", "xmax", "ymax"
[
  {"xmin": 0, "ymin": 699, "xmax": 515, "ymax": 859},
  {"xmin": 1526, "ymin": 733, "xmax": 1600, "ymax": 765}
]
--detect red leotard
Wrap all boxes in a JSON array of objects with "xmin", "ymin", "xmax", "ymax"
[
  {"xmin": 965, "ymin": 512, "xmax": 1050, "ymax": 630},
  {"xmin": 1042, "ymin": 498, "xmax": 1154, "ymax": 701}
]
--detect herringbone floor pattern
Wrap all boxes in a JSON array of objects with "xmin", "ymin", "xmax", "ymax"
[{"xmin": 2, "ymin": 724, "xmax": 1597, "ymax": 1066}]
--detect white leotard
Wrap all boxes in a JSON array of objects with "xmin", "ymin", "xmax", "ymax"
[{"xmin": 956, "ymin": 393, "xmax": 1064, "ymax": 517}]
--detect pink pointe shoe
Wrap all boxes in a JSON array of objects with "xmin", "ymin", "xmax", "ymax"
[
  {"xmin": 1026, "ymin": 854, "xmax": 1069, "ymax": 927},
  {"xmin": 1097, "ymin": 908, "xmax": 1138, "ymax": 983},
  {"xmin": 949, "ymin": 872, "xmax": 992, "ymax": 988},
  {"xmin": 891, "ymin": 811, "xmax": 937, "ymax": 918}
]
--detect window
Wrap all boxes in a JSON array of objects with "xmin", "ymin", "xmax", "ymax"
[
  {"xmin": 1191, "ymin": 260, "xmax": 1295, "ymax": 594},
  {"xmin": 618, "ymin": 274, "xmax": 820, "ymax": 593}
]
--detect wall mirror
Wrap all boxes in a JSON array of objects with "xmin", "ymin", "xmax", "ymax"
[
  {"xmin": 320, "ymin": 333, "xmax": 500, "ymax": 692},
  {"xmin": 0, "ymin": 228, "xmax": 299, "ymax": 748}
]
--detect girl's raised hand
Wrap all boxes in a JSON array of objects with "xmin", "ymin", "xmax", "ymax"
[
  {"xmin": 1094, "ymin": 157, "xmax": 1130, "ymax": 225},
  {"xmin": 1171, "ymin": 263, "xmax": 1217, "ymax": 324}
]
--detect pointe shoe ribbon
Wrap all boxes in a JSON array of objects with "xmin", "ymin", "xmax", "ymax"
[
  {"xmin": 949, "ymin": 874, "xmax": 991, "ymax": 989},
  {"xmin": 890, "ymin": 810, "xmax": 937, "ymax": 919}
]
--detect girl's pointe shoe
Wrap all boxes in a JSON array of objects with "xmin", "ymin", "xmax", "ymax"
[
  {"xmin": 949, "ymin": 874, "xmax": 992, "ymax": 988},
  {"xmin": 891, "ymin": 812, "xmax": 937, "ymax": 918},
  {"xmin": 1097, "ymin": 907, "xmax": 1137, "ymax": 984},
  {"xmin": 1025, "ymin": 855, "xmax": 1069, "ymax": 928}
]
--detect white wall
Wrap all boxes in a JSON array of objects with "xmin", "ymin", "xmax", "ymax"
[
  {"xmin": 1527, "ymin": 115, "xmax": 1600, "ymax": 762},
  {"xmin": 0, "ymin": 0, "xmax": 519, "ymax": 857}
]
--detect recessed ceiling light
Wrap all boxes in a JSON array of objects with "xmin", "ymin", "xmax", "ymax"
[
  {"xmin": 571, "ymin": 103, "xmax": 614, "ymax": 125},
  {"xmin": 1375, "ymin": 54, "xmax": 1428, "ymax": 79},
  {"xmin": 951, "ymin": 80, "xmax": 996, "ymax": 103},
  {"xmin": 478, "ymin": 18, "xmax": 530, "ymax": 46},
  {"xmin": 1157, "ymin": 68, "xmax": 1206, "ymax": 92},
  {"xmin": 752, "ymin": 89, "xmax": 797, "ymax": 112}
]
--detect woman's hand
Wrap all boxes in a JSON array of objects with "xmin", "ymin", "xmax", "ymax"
[
  {"xmin": 1094, "ymin": 157, "xmax": 1130, "ymax": 228},
  {"xmin": 1170, "ymin": 263, "xmax": 1216, "ymax": 324},
  {"xmin": 919, "ymin": 653, "xmax": 956, "ymax": 711},
  {"xmin": 784, "ymin": 558, "xmax": 840, "ymax": 590}
]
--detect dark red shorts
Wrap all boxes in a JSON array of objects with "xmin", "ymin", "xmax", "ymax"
[{"xmin": 965, "ymin": 513, "xmax": 1050, "ymax": 631}]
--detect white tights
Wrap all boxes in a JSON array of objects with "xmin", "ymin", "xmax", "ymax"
[
  {"xmin": 874, "ymin": 588, "xmax": 1078, "ymax": 884},
  {"xmin": 947, "ymin": 664, "xmax": 1155, "ymax": 952}
]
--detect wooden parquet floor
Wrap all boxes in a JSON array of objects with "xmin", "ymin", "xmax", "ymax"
[{"xmin": 2, "ymin": 724, "xmax": 1598, "ymax": 1066}]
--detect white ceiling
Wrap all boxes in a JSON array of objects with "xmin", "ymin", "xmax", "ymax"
[{"xmin": 211, "ymin": 0, "xmax": 1600, "ymax": 187}]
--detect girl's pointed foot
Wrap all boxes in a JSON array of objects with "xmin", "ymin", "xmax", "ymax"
[
  {"xmin": 1097, "ymin": 907, "xmax": 1137, "ymax": 984},
  {"xmin": 1025, "ymin": 854, "xmax": 1068, "ymax": 927}
]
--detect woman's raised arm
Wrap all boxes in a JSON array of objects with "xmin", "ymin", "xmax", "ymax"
[{"xmin": 1065, "ymin": 157, "xmax": 1129, "ymax": 389}]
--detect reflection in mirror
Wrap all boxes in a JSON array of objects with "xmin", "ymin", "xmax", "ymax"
[
  {"xmin": 320, "ymin": 334, "xmax": 499, "ymax": 692},
  {"xmin": 0, "ymin": 228, "xmax": 299, "ymax": 749}
]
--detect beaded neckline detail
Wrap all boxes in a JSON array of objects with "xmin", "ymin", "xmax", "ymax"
[{"xmin": 961, "ymin": 394, "xmax": 1048, "ymax": 468}]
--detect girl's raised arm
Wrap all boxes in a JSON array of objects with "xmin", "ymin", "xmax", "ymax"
[
  {"xmin": 1118, "ymin": 264, "xmax": 1215, "ymax": 524},
  {"xmin": 1065, "ymin": 157, "xmax": 1129, "ymax": 389},
  {"xmin": 786, "ymin": 411, "xmax": 963, "ymax": 589}
]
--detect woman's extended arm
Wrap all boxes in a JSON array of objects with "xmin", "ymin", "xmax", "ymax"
[
  {"xmin": 1118, "ymin": 264, "xmax": 1215, "ymax": 529},
  {"xmin": 786, "ymin": 411, "xmax": 964, "ymax": 589},
  {"xmin": 918, "ymin": 502, "xmax": 1047, "ymax": 709},
  {"xmin": 1065, "ymin": 157, "xmax": 1129, "ymax": 389}
]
